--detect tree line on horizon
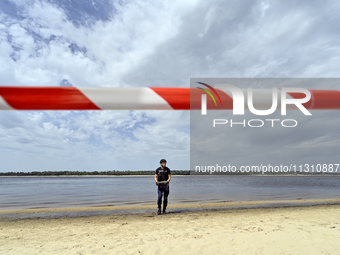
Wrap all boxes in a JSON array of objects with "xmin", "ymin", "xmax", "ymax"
[
  {"xmin": 0, "ymin": 170, "xmax": 191, "ymax": 176},
  {"xmin": 0, "ymin": 170, "xmax": 335, "ymax": 176}
]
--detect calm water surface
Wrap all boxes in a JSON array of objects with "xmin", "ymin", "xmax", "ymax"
[{"xmin": 0, "ymin": 175, "xmax": 339, "ymax": 210}]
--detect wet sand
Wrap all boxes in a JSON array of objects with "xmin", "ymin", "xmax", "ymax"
[
  {"xmin": 1, "ymin": 199, "xmax": 340, "ymax": 254},
  {"xmin": 1, "ymin": 198, "xmax": 340, "ymax": 216}
]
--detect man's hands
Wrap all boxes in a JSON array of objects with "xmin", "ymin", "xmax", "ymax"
[
  {"xmin": 154, "ymin": 174, "xmax": 171, "ymax": 186},
  {"xmin": 156, "ymin": 180, "xmax": 169, "ymax": 186}
]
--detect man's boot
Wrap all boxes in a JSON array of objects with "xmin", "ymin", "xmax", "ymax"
[
  {"xmin": 157, "ymin": 208, "xmax": 161, "ymax": 215},
  {"xmin": 163, "ymin": 200, "xmax": 167, "ymax": 214}
]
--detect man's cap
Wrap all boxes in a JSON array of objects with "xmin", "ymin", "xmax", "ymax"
[{"xmin": 160, "ymin": 159, "xmax": 167, "ymax": 163}]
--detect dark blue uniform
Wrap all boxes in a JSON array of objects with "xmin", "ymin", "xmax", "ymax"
[{"xmin": 155, "ymin": 166, "xmax": 171, "ymax": 210}]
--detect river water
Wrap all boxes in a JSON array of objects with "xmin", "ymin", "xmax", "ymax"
[{"xmin": 1, "ymin": 175, "xmax": 339, "ymax": 210}]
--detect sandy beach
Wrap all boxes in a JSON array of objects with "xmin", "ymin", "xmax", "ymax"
[{"xmin": 1, "ymin": 200, "xmax": 340, "ymax": 254}]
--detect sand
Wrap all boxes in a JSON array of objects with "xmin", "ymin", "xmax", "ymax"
[{"xmin": 1, "ymin": 201, "xmax": 340, "ymax": 254}]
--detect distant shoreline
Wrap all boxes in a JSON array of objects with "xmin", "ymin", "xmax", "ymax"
[
  {"xmin": 0, "ymin": 173, "xmax": 339, "ymax": 177},
  {"xmin": 0, "ymin": 175, "xmax": 153, "ymax": 177},
  {"xmin": 0, "ymin": 174, "xmax": 187, "ymax": 177}
]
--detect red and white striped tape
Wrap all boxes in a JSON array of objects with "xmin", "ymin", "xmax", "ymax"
[{"xmin": 0, "ymin": 86, "xmax": 340, "ymax": 110}]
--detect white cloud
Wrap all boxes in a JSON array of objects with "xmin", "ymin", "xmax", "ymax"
[{"xmin": 1, "ymin": 0, "xmax": 340, "ymax": 172}]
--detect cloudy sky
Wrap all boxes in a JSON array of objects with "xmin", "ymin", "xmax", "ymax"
[{"xmin": 0, "ymin": 0, "xmax": 340, "ymax": 172}]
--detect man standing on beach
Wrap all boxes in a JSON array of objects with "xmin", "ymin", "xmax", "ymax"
[{"xmin": 155, "ymin": 159, "xmax": 171, "ymax": 215}]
